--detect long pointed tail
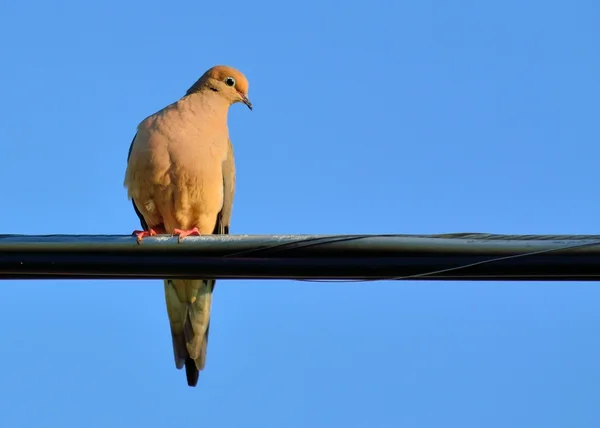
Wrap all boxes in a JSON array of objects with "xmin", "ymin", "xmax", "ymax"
[{"xmin": 164, "ymin": 278, "xmax": 215, "ymax": 387}]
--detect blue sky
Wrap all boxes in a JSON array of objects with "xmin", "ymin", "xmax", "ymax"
[{"xmin": 1, "ymin": 0, "xmax": 599, "ymax": 426}]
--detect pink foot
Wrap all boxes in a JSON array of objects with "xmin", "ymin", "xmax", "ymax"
[
  {"xmin": 132, "ymin": 228, "xmax": 160, "ymax": 244},
  {"xmin": 172, "ymin": 227, "xmax": 201, "ymax": 243}
]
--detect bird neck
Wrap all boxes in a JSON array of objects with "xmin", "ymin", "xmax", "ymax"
[{"xmin": 183, "ymin": 89, "xmax": 231, "ymax": 120}]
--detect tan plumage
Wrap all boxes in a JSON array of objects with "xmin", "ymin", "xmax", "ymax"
[{"xmin": 124, "ymin": 65, "xmax": 251, "ymax": 386}]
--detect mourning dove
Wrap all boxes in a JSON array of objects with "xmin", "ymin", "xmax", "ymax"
[{"xmin": 124, "ymin": 65, "xmax": 252, "ymax": 387}]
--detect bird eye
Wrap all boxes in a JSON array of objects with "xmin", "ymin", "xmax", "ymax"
[{"xmin": 225, "ymin": 77, "xmax": 236, "ymax": 87}]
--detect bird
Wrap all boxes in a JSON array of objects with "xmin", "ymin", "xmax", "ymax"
[{"xmin": 124, "ymin": 65, "xmax": 252, "ymax": 386}]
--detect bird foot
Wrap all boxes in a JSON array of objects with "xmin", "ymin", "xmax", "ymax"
[
  {"xmin": 172, "ymin": 227, "xmax": 201, "ymax": 243},
  {"xmin": 132, "ymin": 228, "xmax": 160, "ymax": 244}
]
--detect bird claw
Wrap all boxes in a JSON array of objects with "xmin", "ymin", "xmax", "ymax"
[
  {"xmin": 133, "ymin": 229, "xmax": 158, "ymax": 244},
  {"xmin": 172, "ymin": 227, "xmax": 201, "ymax": 243}
]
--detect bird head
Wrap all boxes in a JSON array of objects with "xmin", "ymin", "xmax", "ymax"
[{"xmin": 187, "ymin": 65, "xmax": 252, "ymax": 110}]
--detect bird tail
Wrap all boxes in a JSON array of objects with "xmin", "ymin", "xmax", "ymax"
[{"xmin": 164, "ymin": 278, "xmax": 215, "ymax": 387}]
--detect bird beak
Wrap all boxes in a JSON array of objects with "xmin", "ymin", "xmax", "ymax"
[{"xmin": 239, "ymin": 93, "xmax": 252, "ymax": 110}]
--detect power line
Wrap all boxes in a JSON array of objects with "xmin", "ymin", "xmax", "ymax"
[{"xmin": 2, "ymin": 233, "xmax": 600, "ymax": 281}]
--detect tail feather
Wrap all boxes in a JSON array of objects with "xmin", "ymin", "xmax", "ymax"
[
  {"xmin": 164, "ymin": 278, "xmax": 215, "ymax": 386},
  {"xmin": 185, "ymin": 357, "xmax": 200, "ymax": 387},
  {"xmin": 171, "ymin": 334, "xmax": 187, "ymax": 369}
]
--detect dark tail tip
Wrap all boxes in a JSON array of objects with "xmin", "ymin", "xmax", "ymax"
[{"xmin": 185, "ymin": 357, "xmax": 199, "ymax": 387}]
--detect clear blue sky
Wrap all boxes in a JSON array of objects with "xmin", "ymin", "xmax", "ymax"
[{"xmin": 1, "ymin": 0, "xmax": 599, "ymax": 426}]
